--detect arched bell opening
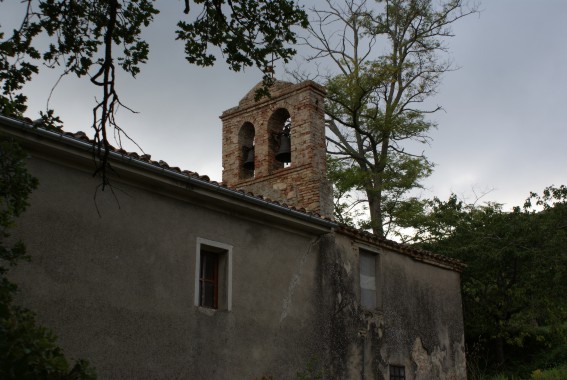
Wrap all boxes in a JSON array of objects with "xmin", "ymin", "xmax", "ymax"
[
  {"xmin": 267, "ymin": 108, "xmax": 292, "ymax": 173},
  {"xmin": 238, "ymin": 122, "xmax": 255, "ymax": 179}
]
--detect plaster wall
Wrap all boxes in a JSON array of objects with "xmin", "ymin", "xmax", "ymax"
[
  {"xmin": 325, "ymin": 233, "xmax": 467, "ymax": 380},
  {"xmin": 11, "ymin": 154, "xmax": 330, "ymax": 379}
]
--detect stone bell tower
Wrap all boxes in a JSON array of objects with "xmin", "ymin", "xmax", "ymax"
[{"xmin": 221, "ymin": 80, "xmax": 332, "ymax": 217}]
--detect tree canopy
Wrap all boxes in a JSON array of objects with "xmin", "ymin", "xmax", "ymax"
[
  {"xmin": 408, "ymin": 185, "xmax": 567, "ymax": 376},
  {"xmin": 301, "ymin": 0, "xmax": 476, "ymax": 237}
]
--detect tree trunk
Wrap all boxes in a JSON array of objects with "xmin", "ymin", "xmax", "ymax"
[
  {"xmin": 367, "ymin": 190, "xmax": 384, "ymax": 237},
  {"xmin": 495, "ymin": 336, "xmax": 505, "ymax": 367}
]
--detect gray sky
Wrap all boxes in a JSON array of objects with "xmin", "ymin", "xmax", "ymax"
[{"xmin": 6, "ymin": 0, "xmax": 567, "ymax": 210}]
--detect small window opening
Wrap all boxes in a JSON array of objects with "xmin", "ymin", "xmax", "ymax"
[
  {"xmin": 199, "ymin": 250, "xmax": 219, "ymax": 308},
  {"xmin": 389, "ymin": 365, "xmax": 405, "ymax": 380},
  {"xmin": 239, "ymin": 122, "xmax": 255, "ymax": 179},
  {"xmin": 195, "ymin": 238, "xmax": 232, "ymax": 311}
]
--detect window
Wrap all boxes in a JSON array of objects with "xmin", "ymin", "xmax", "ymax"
[
  {"xmin": 199, "ymin": 250, "xmax": 219, "ymax": 308},
  {"xmin": 389, "ymin": 365, "xmax": 405, "ymax": 380},
  {"xmin": 194, "ymin": 238, "xmax": 232, "ymax": 311},
  {"xmin": 359, "ymin": 251, "xmax": 377, "ymax": 309}
]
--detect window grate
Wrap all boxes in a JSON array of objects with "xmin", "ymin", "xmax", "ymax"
[{"xmin": 389, "ymin": 365, "xmax": 405, "ymax": 380}]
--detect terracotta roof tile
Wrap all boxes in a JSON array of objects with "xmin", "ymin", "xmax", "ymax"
[
  {"xmin": 337, "ymin": 224, "xmax": 465, "ymax": 272},
  {"xmin": 2, "ymin": 116, "xmax": 461, "ymax": 268}
]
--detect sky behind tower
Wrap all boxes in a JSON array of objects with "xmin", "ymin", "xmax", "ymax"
[{"xmin": 4, "ymin": 0, "xmax": 567, "ymax": 210}]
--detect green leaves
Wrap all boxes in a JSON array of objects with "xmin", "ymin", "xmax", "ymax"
[
  {"xmin": 411, "ymin": 187, "xmax": 567, "ymax": 373},
  {"xmin": 315, "ymin": 0, "xmax": 476, "ymax": 236},
  {"xmin": 0, "ymin": 305, "xmax": 97, "ymax": 380},
  {"xmin": 176, "ymin": 0, "xmax": 307, "ymax": 72},
  {"xmin": 0, "ymin": 139, "xmax": 38, "ymax": 227},
  {"xmin": 1, "ymin": 0, "xmax": 307, "ymax": 185},
  {"xmin": 35, "ymin": 0, "xmax": 159, "ymax": 78}
]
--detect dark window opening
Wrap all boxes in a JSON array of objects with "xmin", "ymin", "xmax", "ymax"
[
  {"xmin": 239, "ymin": 122, "xmax": 255, "ymax": 179},
  {"xmin": 389, "ymin": 365, "xmax": 405, "ymax": 380},
  {"xmin": 267, "ymin": 108, "xmax": 291, "ymax": 172},
  {"xmin": 199, "ymin": 250, "xmax": 219, "ymax": 309}
]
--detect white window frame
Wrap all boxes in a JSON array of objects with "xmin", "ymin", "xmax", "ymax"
[{"xmin": 194, "ymin": 238, "xmax": 233, "ymax": 311}]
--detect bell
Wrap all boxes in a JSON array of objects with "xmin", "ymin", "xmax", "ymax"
[
  {"xmin": 275, "ymin": 134, "xmax": 291, "ymax": 163},
  {"xmin": 276, "ymin": 134, "xmax": 291, "ymax": 163},
  {"xmin": 243, "ymin": 147, "xmax": 254, "ymax": 170}
]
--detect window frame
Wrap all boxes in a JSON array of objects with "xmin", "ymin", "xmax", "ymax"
[
  {"xmin": 358, "ymin": 247, "xmax": 382, "ymax": 311},
  {"xmin": 194, "ymin": 238, "xmax": 233, "ymax": 311},
  {"xmin": 389, "ymin": 364, "xmax": 406, "ymax": 380}
]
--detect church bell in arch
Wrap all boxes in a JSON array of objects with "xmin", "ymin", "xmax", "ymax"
[
  {"xmin": 243, "ymin": 146, "xmax": 255, "ymax": 170},
  {"xmin": 275, "ymin": 123, "xmax": 291, "ymax": 163}
]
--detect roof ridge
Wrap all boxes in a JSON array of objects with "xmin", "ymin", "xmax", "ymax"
[
  {"xmin": 1, "ymin": 115, "xmax": 334, "ymax": 223},
  {"xmin": 337, "ymin": 224, "xmax": 465, "ymax": 272}
]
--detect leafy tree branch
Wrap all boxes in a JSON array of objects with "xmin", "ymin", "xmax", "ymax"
[
  {"xmin": 1, "ymin": 0, "xmax": 308, "ymax": 188},
  {"xmin": 301, "ymin": 0, "xmax": 477, "ymax": 236}
]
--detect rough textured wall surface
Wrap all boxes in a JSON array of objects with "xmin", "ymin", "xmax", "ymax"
[
  {"xmin": 379, "ymin": 246, "xmax": 467, "ymax": 380},
  {"xmin": 4, "ymin": 108, "xmax": 466, "ymax": 379},
  {"xmin": 221, "ymin": 81, "xmax": 333, "ymax": 217},
  {"xmin": 325, "ymin": 233, "xmax": 467, "ymax": 380},
  {"xmin": 11, "ymin": 155, "xmax": 332, "ymax": 379}
]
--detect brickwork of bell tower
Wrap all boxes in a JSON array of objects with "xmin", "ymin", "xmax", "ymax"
[{"xmin": 221, "ymin": 80, "xmax": 332, "ymax": 217}]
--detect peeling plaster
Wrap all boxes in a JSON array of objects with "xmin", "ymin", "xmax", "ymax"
[{"xmin": 411, "ymin": 336, "xmax": 467, "ymax": 380}]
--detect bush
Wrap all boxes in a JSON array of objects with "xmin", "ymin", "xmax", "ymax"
[{"xmin": 531, "ymin": 364, "xmax": 567, "ymax": 380}]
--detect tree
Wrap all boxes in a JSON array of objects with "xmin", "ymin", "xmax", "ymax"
[
  {"xmin": 302, "ymin": 0, "xmax": 476, "ymax": 236},
  {"xmin": 408, "ymin": 186, "xmax": 567, "ymax": 375},
  {"xmin": 0, "ymin": 0, "xmax": 308, "ymax": 187},
  {"xmin": 0, "ymin": 138, "xmax": 96, "ymax": 379}
]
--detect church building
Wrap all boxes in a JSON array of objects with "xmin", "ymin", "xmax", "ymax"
[{"xmin": 1, "ymin": 81, "xmax": 466, "ymax": 379}]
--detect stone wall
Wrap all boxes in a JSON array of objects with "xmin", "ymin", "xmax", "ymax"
[{"xmin": 221, "ymin": 81, "xmax": 333, "ymax": 217}]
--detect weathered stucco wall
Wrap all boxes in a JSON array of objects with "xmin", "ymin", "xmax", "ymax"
[
  {"xmin": 322, "ymin": 233, "xmax": 467, "ymax": 380},
  {"xmin": 11, "ymin": 153, "xmax": 331, "ymax": 379},
  {"xmin": 4, "ymin": 111, "xmax": 466, "ymax": 379},
  {"xmin": 379, "ymin": 243, "xmax": 467, "ymax": 380}
]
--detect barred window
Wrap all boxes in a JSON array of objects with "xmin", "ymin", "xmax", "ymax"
[{"xmin": 389, "ymin": 365, "xmax": 405, "ymax": 380}]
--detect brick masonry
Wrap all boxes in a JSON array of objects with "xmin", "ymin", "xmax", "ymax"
[{"xmin": 221, "ymin": 80, "xmax": 333, "ymax": 217}]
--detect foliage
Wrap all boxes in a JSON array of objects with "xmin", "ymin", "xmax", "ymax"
[
  {"xmin": 408, "ymin": 185, "xmax": 567, "ymax": 375},
  {"xmin": 303, "ymin": 0, "xmax": 476, "ymax": 236},
  {"xmin": 0, "ymin": 0, "xmax": 308, "ymax": 186},
  {"xmin": 327, "ymin": 156, "xmax": 369, "ymax": 226},
  {"xmin": 0, "ymin": 138, "xmax": 95, "ymax": 379},
  {"xmin": 531, "ymin": 364, "xmax": 567, "ymax": 380}
]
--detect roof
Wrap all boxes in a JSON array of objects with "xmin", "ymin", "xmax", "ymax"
[
  {"xmin": 0, "ymin": 114, "xmax": 336, "ymax": 232},
  {"xmin": 0, "ymin": 114, "xmax": 464, "ymax": 272},
  {"xmin": 337, "ymin": 224, "xmax": 466, "ymax": 272}
]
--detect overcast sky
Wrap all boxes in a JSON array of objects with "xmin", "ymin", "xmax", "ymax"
[{"xmin": 5, "ymin": 0, "xmax": 567, "ymax": 210}]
